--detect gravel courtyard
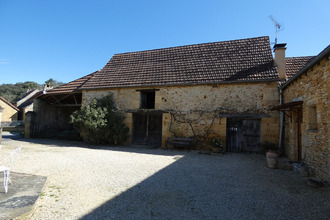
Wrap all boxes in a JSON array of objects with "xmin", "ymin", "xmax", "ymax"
[{"xmin": 1, "ymin": 137, "xmax": 329, "ymax": 220}]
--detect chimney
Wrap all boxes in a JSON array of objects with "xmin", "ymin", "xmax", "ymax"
[{"xmin": 273, "ymin": 43, "xmax": 287, "ymax": 80}]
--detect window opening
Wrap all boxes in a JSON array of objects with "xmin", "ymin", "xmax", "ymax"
[{"xmin": 140, "ymin": 91, "xmax": 155, "ymax": 109}]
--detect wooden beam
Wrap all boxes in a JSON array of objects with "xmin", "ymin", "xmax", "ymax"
[
  {"xmin": 52, "ymin": 104, "xmax": 82, "ymax": 107},
  {"xmin": 73, "ymin": 94, "xmax": 78, "ymax": 105}
]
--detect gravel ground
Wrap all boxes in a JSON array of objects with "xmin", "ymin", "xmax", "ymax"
[{"xmin": 1, "ymin": 137, "xmax": 329, "ymax": 220}]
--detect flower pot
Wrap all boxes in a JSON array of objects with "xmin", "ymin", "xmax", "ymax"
[{"xmin": 266, "ymin": 150, "xmax": 278, "ymax": 169}]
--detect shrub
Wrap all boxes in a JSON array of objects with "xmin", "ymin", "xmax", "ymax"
[
  {"xmin": 71, "ymin": 94, "xmax": 129, "ymax": 145},
  {"xmin": 208, "ymin": 136, "xmax": 223, "ymax": 148}
]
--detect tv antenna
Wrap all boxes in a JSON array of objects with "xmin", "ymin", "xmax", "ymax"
[{"xmin": 269, "ymin": 15, "xmax": 281, "ymax": 45}]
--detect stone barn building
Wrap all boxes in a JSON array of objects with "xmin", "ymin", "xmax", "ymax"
[{"xmin": 32, "ymin": 36, "xmax": 282, "ymax": 152}]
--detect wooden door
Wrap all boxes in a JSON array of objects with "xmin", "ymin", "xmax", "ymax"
[
  {"xmin": 132, "ymin": 113, "xmax": 162, "ymax": 147},
  {"xmin": 226, "ymin": 118, "xmax": 261, "ymax": 153},
  {"xmin": 241, "ymin": 119, "xmax": 261, "ymax": 152},
  {"xmin": 226, "ymin": 119, "xmax": 242, "ymax": 152}
]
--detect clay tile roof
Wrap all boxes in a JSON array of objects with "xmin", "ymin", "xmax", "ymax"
[
  {"xmin": 285, "ymin": 56, "xmax": 315, "ymax": 80},
  {"xmin": 45, "ymin": 71, "xmax": 98, "ymax": 94},
  {"xmin": 0, "ymin": 96, "xmax": 19, "ymax": 111},
  {"xmin": 80, "ymin": 36, "xmax": 278, "ymax": 90}
]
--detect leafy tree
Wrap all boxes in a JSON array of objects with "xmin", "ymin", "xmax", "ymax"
[
  {"xmin": 0, "ymin": 81, "xmax": 41, "ymax": 103},
  {"xmin": 71, "ymin": 94, "xmax": 129, "ymax": 145},
  {"xmin": 0, "ymin": 79, "xmax": 64, "ymax": 104},
  {"xmin": 44, "ymin": 78, "xmax": 64, "ymax": 88}
]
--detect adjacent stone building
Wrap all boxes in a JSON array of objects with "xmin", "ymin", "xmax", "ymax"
[
  {"xmin": 15, "ymin": 89, "xmax": 40, "ymax": 121},
  {"xmin": 0, "ymin": 96, "xmax": 19, "ymax": 124},
  {"xmin": 273, "ymin": 45, "xmax": 329, "ymax": 182}
]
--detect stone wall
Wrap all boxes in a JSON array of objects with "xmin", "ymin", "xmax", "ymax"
[
  {"xmin": 0, "ymin": 99, "xmax": 18, "ymax": 122},
  {"xmin": 83, "ymin": 81, "xmax": 280, "ymax": 149},
  {"xmin": 283, "ymin": 55, "xmax": 329, "ymax": 182}
]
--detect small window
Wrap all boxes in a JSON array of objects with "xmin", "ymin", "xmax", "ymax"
[
  {"xmin": 308, "ymin": 106, "xmax": 317, "ymax": 130},
  {"xmin": 140, "ymin": 91, "xmax": 155, "ymax": 109}
]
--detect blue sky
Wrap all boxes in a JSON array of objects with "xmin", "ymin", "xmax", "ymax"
[{"xmin": 0, "ymin": 0, "xmax": 329, "ymax": 85}]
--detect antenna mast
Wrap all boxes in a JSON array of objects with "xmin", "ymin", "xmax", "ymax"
[{"xmin": 269, "ymin": 15, "xmax": 281, "ymax": 45}]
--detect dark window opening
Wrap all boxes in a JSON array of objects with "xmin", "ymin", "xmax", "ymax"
[{"xmin": 140, "ymin": 91, "xmax": 155, "ymax": 109}]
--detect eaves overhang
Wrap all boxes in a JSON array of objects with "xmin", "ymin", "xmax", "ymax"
[
  {"xmin": 77, "ymin": 78, "xmax": 280, "ymax": 91},
  {"xmin": 270, "ymin": 101, "xmax": 303, "ymax": 111}
]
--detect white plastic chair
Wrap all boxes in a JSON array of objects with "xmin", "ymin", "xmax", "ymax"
[{"xmin": 0, "ymin": 146, "xmax": 22, "ymax": 193}]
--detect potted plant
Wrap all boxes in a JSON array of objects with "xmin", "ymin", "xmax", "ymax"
[{"xmin": 209, "ymin": 137, "xmax": 223, "ymax": 154}]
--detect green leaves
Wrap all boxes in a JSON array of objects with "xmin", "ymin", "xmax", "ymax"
[
  {"xmin": 0, "ymin": 81, "xmax": 41, "ymax": 103},
  {"xmin": 71, "ymin": 94, "xmax": 129, "ymax": 145}
]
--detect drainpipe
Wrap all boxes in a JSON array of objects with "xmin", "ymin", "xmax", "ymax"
[{"xmin": 278, "ymin": 84, "xmax": 284, "ymax": 155}]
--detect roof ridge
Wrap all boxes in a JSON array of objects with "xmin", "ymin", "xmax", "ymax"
[
  {"xmin": 286, "ymin": 56, "xmax": 315, "ymax": 59},
  {"xmin": 114, "ymin": 36, "xmax": 270, "ymax": 56}
]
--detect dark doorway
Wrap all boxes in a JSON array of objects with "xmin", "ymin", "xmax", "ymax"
[
  {"xmin": 226, "ymin": 118, "xmax": 261, "ymax": 152},
  {"xmin": 132, "ymin": 113, "xmax": 162, "ymax": 147}
]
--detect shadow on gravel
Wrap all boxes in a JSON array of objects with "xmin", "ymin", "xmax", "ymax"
[
  {"xmin": 1, "ymin": 132, "xmax": 23, "ymax": 140},
  {"xmin": 80, "ymin": 154, "xmax": 330, "ymax": 220}
]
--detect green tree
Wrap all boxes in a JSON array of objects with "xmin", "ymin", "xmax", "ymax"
[
  {"xmin": 0, "ymin": 81, "xmax": 41, "ymax": 103},
  {"xmin": 44, "ymin": 78, "xmax": 64, "ymax": 88},
  {"xmin": 71, "ymin": 94, "xmax": 129, "ymax": 145}
]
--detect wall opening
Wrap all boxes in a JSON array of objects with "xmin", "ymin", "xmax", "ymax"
[
  {"xmin": 308, "ymin": 105, "xmax": 317, "ymax": 130},
  {"xmin": 140, "ymin": 91, "xmax": 155, "ymax": 109}
]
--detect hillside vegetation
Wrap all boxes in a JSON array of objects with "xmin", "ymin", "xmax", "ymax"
[{"xmin": 0, "ymin": 78, "xmax": 64, "ymax": 104}]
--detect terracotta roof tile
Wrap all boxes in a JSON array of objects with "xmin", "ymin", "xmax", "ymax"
[
  {"xmin": 81, "ymin": 36, "xmax": 278, "ymax": 89},
  {"xmin": 45, "ymin": 71, "xmax": 97, "ymax": 94},
  {"xmin": 285, "ymin": 56, "xmax": 315, "ymax": 80}
]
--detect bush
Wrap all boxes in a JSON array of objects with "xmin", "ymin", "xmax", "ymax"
[{"xmin": 71, "ymin": 94, "xmax": 129, "ymax": 145}]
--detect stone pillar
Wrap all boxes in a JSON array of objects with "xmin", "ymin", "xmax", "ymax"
[
  {"xmin": 25, "ymin": 112, "xmax": 36, "ymax": 138},
  {"xmin": 124, "ymin": 112, "xmax": 133, "ymax": 144},
  {"xmin": 162, "ymin": 113, "xmax": 172, "ymax": 148}
]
